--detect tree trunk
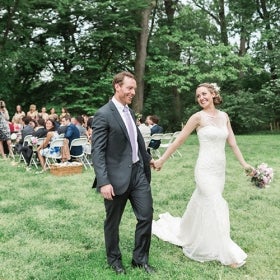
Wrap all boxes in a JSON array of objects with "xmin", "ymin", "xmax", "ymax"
[
  {"xmin": 133, "ymin": 1, "xmax": 155, "ymax": 113},
  {"xmin": 0, "ymin": 0, "xmax": 20, "ymax": 50},
  {"xmin": 219, "ymin": 0, "xmax": 228, "ymax": 45},
  {"xmin": 164, "ymin": 0, "xmax": 182, "ymax": 124},
  {"xmin": 256, "ymin": 0, "xmax": 276, "ymax": 79}
]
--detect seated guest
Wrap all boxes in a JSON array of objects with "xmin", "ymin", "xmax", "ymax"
[
  {"xmin": 38, "ymin": 107, "xmax": 49, "ymax": 121},
  {"xmin": 86, "ymin": 116, "xmax": 94, "ymax": 140},
  {"xmin": 137, "ymin": 115, "xmax": 151, "ymax": 137},
  {"xmin": 57, "ymin": 120, "xmax": 68, "ymax": 135},
  {"xmin": 15, "ymin": 116, "xmax": 34, "ymax": 152},
  {"xmin": 27, "ymin": 104, "xmax": 39, "ymax": 120},
  {"xmin": 49, "ymin": 107, "xmax": 58, "ymax": 121},
  {"xmin": 29, "ymin": 119, "xmax": 38, "ymax": 130},
  {"xmin": 146, "ymin": 115, "xmax": 163, "ymax": 150},
  {"xmin": 75, "ymin": 115, "xmax": 87, "ymax": 137},
  {"xmin": 37, "ymin": 119, "xmax": 60, "ymax": 171},
  {"xmin": 61, "ymin": 115, "xmax": 82, "ymax": 158},
  {"xmin": 14, "ymin": 116, "xmax": 35, "ymax": 165},
  {"xmin": 32, "ymin": 118, "xmax": 48, "ymax": 138},
  {"xmin": 60, "ymin": 107, "xmax": 70, "ymax": 120},
  {"xmin": 12, "ymin": 105, "xmax": 25, "ymax": 127},
  {"xmin": 49, "ymin": 108, "xmax": 60, "ymax": 130}
]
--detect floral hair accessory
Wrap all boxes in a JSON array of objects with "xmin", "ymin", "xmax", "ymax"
[
  {"xmin": 245, "ymin": 163, "xmax": 274, "ymax": 189},
  {"xmin": 210, "ymin": 83, "xmax": 220, "ymax": 94}
]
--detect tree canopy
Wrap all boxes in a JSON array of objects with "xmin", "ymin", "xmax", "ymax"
[{"xmin": 0, "ymin": 0, "xmax": 279, "ymax": 133}]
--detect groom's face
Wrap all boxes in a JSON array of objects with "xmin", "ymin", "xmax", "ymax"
[{"xmin": 115, "ymin": 76, "xmax": 137, "ymax": 106}]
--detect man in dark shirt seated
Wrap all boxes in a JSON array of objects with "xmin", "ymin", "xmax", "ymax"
[
  {"xmin": 32, "ymin": 118, "xmax": 48, "ymax": 138},
  {"xmin": 146, "ymin": 115, "xmax": 163, "ymax": 150},
  {"xmin": 15, "ymin": 116, "xmax": 34, "ymax": 164},
  {"xmin": 61, "ymin": 115, "xmax": 82, "ymax": 159}
]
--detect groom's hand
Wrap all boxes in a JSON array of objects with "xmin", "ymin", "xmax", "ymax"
[
  {"xmin": 150, "ymin": 159, "xmax": 156, "ymax": 169},
  {"xmin": 100, "ymin": 184, "xmax": 115, "ymax": 200}
]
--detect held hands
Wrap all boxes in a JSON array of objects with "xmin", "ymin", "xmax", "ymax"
[
  {"xmin": 154, "ymin": 158, "xmax": 164, "ymax": 171},
  {"xmin": 149, "ymin": 158, "xmax": 164, "ymax": 171}
]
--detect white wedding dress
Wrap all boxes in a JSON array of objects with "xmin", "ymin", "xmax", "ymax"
[{"xmin": 152, "ymin": 110, "xmax": 247, "ymax": 266}]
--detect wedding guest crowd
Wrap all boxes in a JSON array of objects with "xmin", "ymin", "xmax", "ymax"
[
  {"xmin": 1, "ymin": 101, "xmax": 159, "ymax": 163},
  {"xmin": 0, "ymin": 101, "xmax": 95, "ymax": 161}
]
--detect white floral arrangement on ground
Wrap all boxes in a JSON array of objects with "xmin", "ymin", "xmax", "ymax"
[
  {"xmin": 52, "ymin": 162, "xmax": 83, "ymax": 167},
  {"xmin": 246, "ymin": 163, "xmax": 274, "ymax": 189}
]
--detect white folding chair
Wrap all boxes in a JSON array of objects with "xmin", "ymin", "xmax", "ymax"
[
  {"xmin": 44, "ymin": 138, "xmax": 65, "ymax": 169},
  {"xmin": 18, "ymin": 135, "xmax": 33, "ymax": 164},
  {"xmin": 29, "ymin": 137, "xmax": 46, "ymax": 169},
  {"xmin": 37, "ymin": 137, "xmax": 46, "ymax": 146},
  {"xmin": 143, "ymin": 134, "xmax": 151, "ymax": 149},
  {"xmin": 159, "ymin": 133, "xmax": 175, "ymax": 156},
  {"xmin": 69, "ymin": 137, "xmax": 90, "ymax": 169},
  {"xmin": 149, "ymin": 133, "xmax": 163, "ymax": 158},
  {"xmin": 171, "ymin": 131, "xmax": 182, "ymax": 157},
  {"xmin": 83, "ymin": 141, "xmax": 93, "ymax": 169}
]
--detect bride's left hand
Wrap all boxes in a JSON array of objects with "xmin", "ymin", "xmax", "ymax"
[{"xmin": 244, "ymin": 164, "xmax": 255, "ymax": 176}]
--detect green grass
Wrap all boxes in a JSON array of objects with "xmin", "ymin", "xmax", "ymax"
[{"xmin": 0, "ymin": 134, "xmax": 279, "ymax": 280}]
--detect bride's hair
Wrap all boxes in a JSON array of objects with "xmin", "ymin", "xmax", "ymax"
[{"xmin": 197, "ymin": 83, "xmax": 223, "ymax": 105}]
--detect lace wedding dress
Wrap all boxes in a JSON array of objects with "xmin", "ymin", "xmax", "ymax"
[{"xmin": 152, "ymin": 110, "xmax": 247, "ymax": 266}]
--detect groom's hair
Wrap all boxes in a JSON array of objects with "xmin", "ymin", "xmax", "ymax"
[{"xmin": 112, "ymin": 71, "xmax": 135, "ymax": 92}]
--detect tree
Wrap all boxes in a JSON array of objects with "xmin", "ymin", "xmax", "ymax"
[
  {"xmin": 191, "ymin": 0, "xmax": 228, "ymax": 45},
  {"xmin": 134, "ymin": 1, "xmax": 156, "ymax": 113}
]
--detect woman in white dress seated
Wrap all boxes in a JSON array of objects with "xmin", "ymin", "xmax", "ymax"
[
  {"xmin": 153, "ymin": 83, "xmax": 253, "ymax": 268},
  {"xmin": 37, "ymin": 119, "xmax": 60, "ymax": 171}
]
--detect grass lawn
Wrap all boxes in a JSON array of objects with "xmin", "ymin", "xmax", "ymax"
[{"xmin": 0, "ymin": 134, "xmax": 279, "ymax": 280}]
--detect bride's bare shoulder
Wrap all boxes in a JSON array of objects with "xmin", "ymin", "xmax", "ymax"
[{"xmin": 190, "ymin": 111, "xmax": 202, "ymax": 123}]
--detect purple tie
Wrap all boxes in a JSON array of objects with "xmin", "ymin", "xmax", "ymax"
[{"xmin": 123, "ymin": 106, "xmax": 138, "ymax": 163}]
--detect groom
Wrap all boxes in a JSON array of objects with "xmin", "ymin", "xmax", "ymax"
[{"xmin": 91, "ymin": 71, "xmax": 155, "ymax": 274}]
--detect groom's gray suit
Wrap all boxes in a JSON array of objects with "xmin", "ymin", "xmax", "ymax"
[{"xmin": 92, "ymin": 100, "xmax": 153, "ymax": 267}]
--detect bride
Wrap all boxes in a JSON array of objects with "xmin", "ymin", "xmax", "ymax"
[{"xmin": 153, "ymin": 83, "xmax": 252, "ymax": 268}]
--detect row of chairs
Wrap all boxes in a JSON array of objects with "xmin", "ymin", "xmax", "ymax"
[
  {"xmin": 18, "ymin": 135, "xmax": 92, "ymax": 170},
  {"xmin": 143, "ymin": 131, "xmax": 182, "ymax": 158},
  {"xmin": 45, "ymin": 136, "xmax": 92, "ymax": 170}
]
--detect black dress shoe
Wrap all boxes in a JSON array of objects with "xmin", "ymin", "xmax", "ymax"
[
  {"xmin": 111, "ymin": 264, "xmax": 126, "ymax": 274},
  {"xmin": 131, "ymin": 260, "xmax": 156, "ymax": 274}
]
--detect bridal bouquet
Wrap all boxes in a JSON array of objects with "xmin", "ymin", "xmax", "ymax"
[{"xmin": 246, "ymin": 163, "xmax": 274, "ymax": 189}]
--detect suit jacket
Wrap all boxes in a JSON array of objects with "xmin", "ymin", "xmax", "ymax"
[
  {"xmin": 151, "ymin": 124, "xmax": 163, "ymax": 135},
  {"xmin": 92, "ymin": 101, "xmax": 152, "ymax": 195},
  {"xmin": 32, "ymin": 127, "xmax": 48, "ymax": 138},
  {"xmin": 20, "ymin": 125, "xmax": 34, "ymax": 144}
]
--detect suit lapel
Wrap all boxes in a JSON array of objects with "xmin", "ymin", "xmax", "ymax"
[
  {"xmin": 109, "ymin": 101, "xmax": 130, "ymax": 140},
  {"xmin": 109, "ymin": 101, "xmax": 140, "ymax": 142}
]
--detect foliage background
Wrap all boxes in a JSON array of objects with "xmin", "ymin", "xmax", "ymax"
[{"xmin": 0, "ymin": 0, "xmax": 280, "ymax": 133}]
